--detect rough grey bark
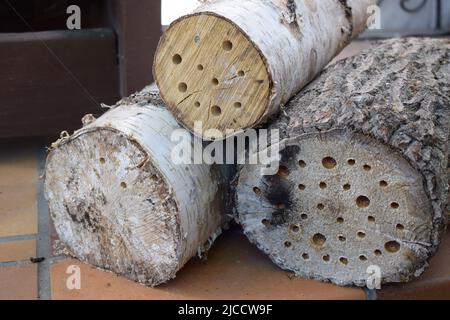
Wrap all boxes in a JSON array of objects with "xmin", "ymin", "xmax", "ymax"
[{"xmin": 235, "ymin": 38, "xmax": 450, "ymax": 286}]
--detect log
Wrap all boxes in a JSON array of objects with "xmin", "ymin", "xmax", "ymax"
[
  {"xmin": 154, "ymin": 0, "xmax": 376, "ymax": 140},
  {"xmin": 44, "ymin": 87, "xmax": 230, "ymax": 286},
  {"xmin": 235, "ymin": 38, "xmax": 450, "ymax": 286}
]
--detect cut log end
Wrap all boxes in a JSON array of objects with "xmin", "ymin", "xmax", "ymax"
[
  {"xmin": 45, "ymin": 129, "xmax": 183, "ymax": 286},
  {"xmin": 237, "ymin": 130, "xmax": 435, "ymax": 286},
  {"xmin": 154, "ymin": 13, "xmax": 270, "ymax": 140}
]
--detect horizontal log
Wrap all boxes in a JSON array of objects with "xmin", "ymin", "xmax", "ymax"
[
  {"xmin": 154, "ymin": 0, "xmax": 376, "ymax": 140},
  {"xmin": 44, "ymin": 87, "xmax": 231, "ymax": 286},
  {"xmin": 235, "ymin": 38, "xmax": 450, "ymax": 286}
]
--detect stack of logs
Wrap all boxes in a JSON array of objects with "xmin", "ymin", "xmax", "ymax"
[{"xmin": 44, "ymin": 0, "xmax": 450, "ymax": 288}]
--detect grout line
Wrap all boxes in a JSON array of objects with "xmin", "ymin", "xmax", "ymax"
[
  {"xmin": 0, "ymin": 259, "xmax": 34, "ymax": 267},
  {"xmin": 364, "ymin": 288, "xmax": 378, "ymax": 300},
  {"xmin": 0, "ymin": 256, "xmax": 68, "ymax": 267},
  {"xmin": 48, "ymin": 255, "xmax": 69, "ymax": 263},
  {"xmin": 36, "ymin": 144, "xmax": 52, "ymax": 300},
  {"xmin": 0, "ymin": 234, "xmax": 38, "ymax": 243}
]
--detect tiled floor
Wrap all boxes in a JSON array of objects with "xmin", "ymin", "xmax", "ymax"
[
  {"xmin": 0, "ymin": 140, "xmax": 39, "ymax": 300},
  {"xmin": 0, "ymin": 140, "xmax": 38, "ymax": 238},
  {"xmin": 0, "ymin": 264, "xmax": 38, "ymax": 300}
]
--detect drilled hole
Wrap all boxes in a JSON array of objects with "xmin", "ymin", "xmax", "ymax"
[
  {"xmin": 338, "ymin": 235, "xmax": 346, "ymax": 242},
  {"xmin": 212, "ymin": 78, "xmax": 219, "ymax": 86},
  {"xmin": 359, "ymin": 255, "xmax": 368, "ymax": 262},
  {"xmin": 391, "ymin": 202, "xmax": 400, "ymax": 209},
  {"xmin": 277, "ymin": 166, "xmax": 290, "ymax": 177},
  {"xmin": 211, "ymin": 105, "xmax": 222, "ymax": 116},
  {"xmin": 197, "ymin": 64, "xmax": 204, "ymax": 71},
  {"xmin": 319, "ymin": 182, "xmax": 327, "ymax": 189},
  {"xmin": 368, "ymin": 216, "xmax": 376, "ymax": 223},
  {"xmin": 317, "ymin": 204, "xmax": 325, "ymax": 210},
  {"xmin": 233, "ymin": 102, "xmax": 242, "ymax": 109},
  {"xmin": 284, "ymin": 241, "xmax": 292, "ymax": 248},
  {"xmin": 357, "ymin": 231, "xmax": 366, "ymax": 239},
  {"xmin": 222, "ymin": 40, "xmax": 233, "ymax": 51},
  {"xmin": 374, "ymin": 250, "xmax": 382, "ymax": 256},
  {"xmin": 337, "ymin": 217, "xmax": 344, "ymax": 224},
  {"xmin": 172, "ymin": 54, "xmax": 182, "ymax": 64},
  {"xmin": 323, "ymin": 255, "xmax": 331, "ymax": 262},
  {"xmin": 238, "ymin": 70, "xmax": 245, "ymax": 77},
  {"xmin": 302, "ymin": 253, "xmax": 310, "ymax": 260},
  {"xmin": 385, "ymin": 241, "xmax": 401, "ymax": 253},
  {"xmin": 322, "ymin": 157, "xmax": 337, "ymax": 169},
  {"xmin": 356, "ymin": 196, "xmax": 370, "ymax": 208},
  {"xmin": 312, "ymin": 233, "xmax": 326, "ymax": 246},
  {"xmin": 99, "ymin": 157, "xmax": 106, "ymax": 164},
  {"xmin": 380, "ymin": 180, "xmax": 388, "ymax": 187},
  {"xmin": 276, "ymin": 203, "xmax": 286, "ymax": 209},
  {"xmin": 339, "ymin": 257, "xmax": 349, "ymax": 265},
  {"xmin": 301, "ymin": 214, "xmax": 308, "ymax": 220},
  {"xmin": 363, "ymin": 164, "xmax": 372, "ymax": 171},
  {"xmin": 290, "ymin": 225, "xmax": 300, "ymax": 233},
  {"xmin": 298, "ymin": 160, "xmax": 306, "ymax": 168},
  {"xmin": 298, "ymin": 184, "xmax": 306, "ymax": 191},
  {"xmin": 343, "ymin": 184, "xmax": 351, "ymax": 191},
  {"xmin": 348, "ymin": 159, "xmax": 356, "ymax": 166},
  {"xmin": 178, "ymin": 82, "xmax": 187, "ymax": 93},
  {"xmin": 262, "ymin": 219, "xmax": 271, "ymax": 226},
  {"xmin": 396, "ymin": 224, "xmax": 405, "ymax": 231},
  {"xmin": 194, "ymin": 101, "xmax": 201, "ymax": 108},
  {"xmin": 120, "ymin": 182, "xmax": 127, "ymax": 189},
  {"xmin": 253, "ymin": 187, "xmax": 261, "ymax": 195}
]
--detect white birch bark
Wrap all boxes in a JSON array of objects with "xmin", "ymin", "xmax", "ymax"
[
  {"xmin": 158, "ymin": 0, "xmax": 376, "ymax": 133},
  {"xmin": 44, "ymin": 87, "xmax": 229, "ymax": 286}
]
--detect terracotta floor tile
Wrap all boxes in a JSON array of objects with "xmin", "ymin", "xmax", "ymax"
[
  {"xmin": 0, "ymin": 140, "xmax": 38, "ymax": 237},
  {"xmin": 379, "ymin": 231, "xmax": 450, "ymax": 300},
  {"xmin": 0, "ymin": 240, "xmax": 36, "ymax": 263},
  {"xmin": 51, "ymin": 229, "xmax": 365, "ymax": 300},
  {"xmin": 0, "ymin": 264, "xmax": 38, "ymax": 300}
]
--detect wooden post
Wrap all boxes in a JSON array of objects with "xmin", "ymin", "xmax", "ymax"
[
  {"xmin": 235, "ymin": 38, "xmax": 450, "ymax": 286},
  {"xmin": 108, "ymin": 0, "xmax": 162, "ymax": 96}
]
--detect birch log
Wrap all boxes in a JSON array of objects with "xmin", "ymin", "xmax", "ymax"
[
  {"xmin": 235, "ymin": 38, "xmax": 450, "ymax": 286},
  {"xmin": 44, "ymin": 87, "xmax": 230, "ymax": 286},
  {"xmin": 154, "ymin": 0, "xmax": 376, "ymax": 140}
]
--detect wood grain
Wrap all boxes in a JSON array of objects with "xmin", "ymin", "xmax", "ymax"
[{"xmin": 154, "ymin": 14, "xmax": 270, "ymax": 140}]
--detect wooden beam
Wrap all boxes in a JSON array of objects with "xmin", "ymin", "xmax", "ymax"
[{"xmin": 0, "ymin": 28, "xmax": 119, "ymax": 138}]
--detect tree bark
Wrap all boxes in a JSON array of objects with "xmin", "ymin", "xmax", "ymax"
[
  {"xmin": 235, "ymin": 38, "xmax": 450, "ymax": 286},
  {"xmin": 154, "ymin": 0, "xmax": 376, "ymax": 140},
  {"xmin": 44, "ymin": 87, "xmax": 230, "ymax": 286}
]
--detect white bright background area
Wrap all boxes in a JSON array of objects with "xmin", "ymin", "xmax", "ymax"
[{"xmin": 162, "ymin": 0, "xmax": 200, "ymax": 25}]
